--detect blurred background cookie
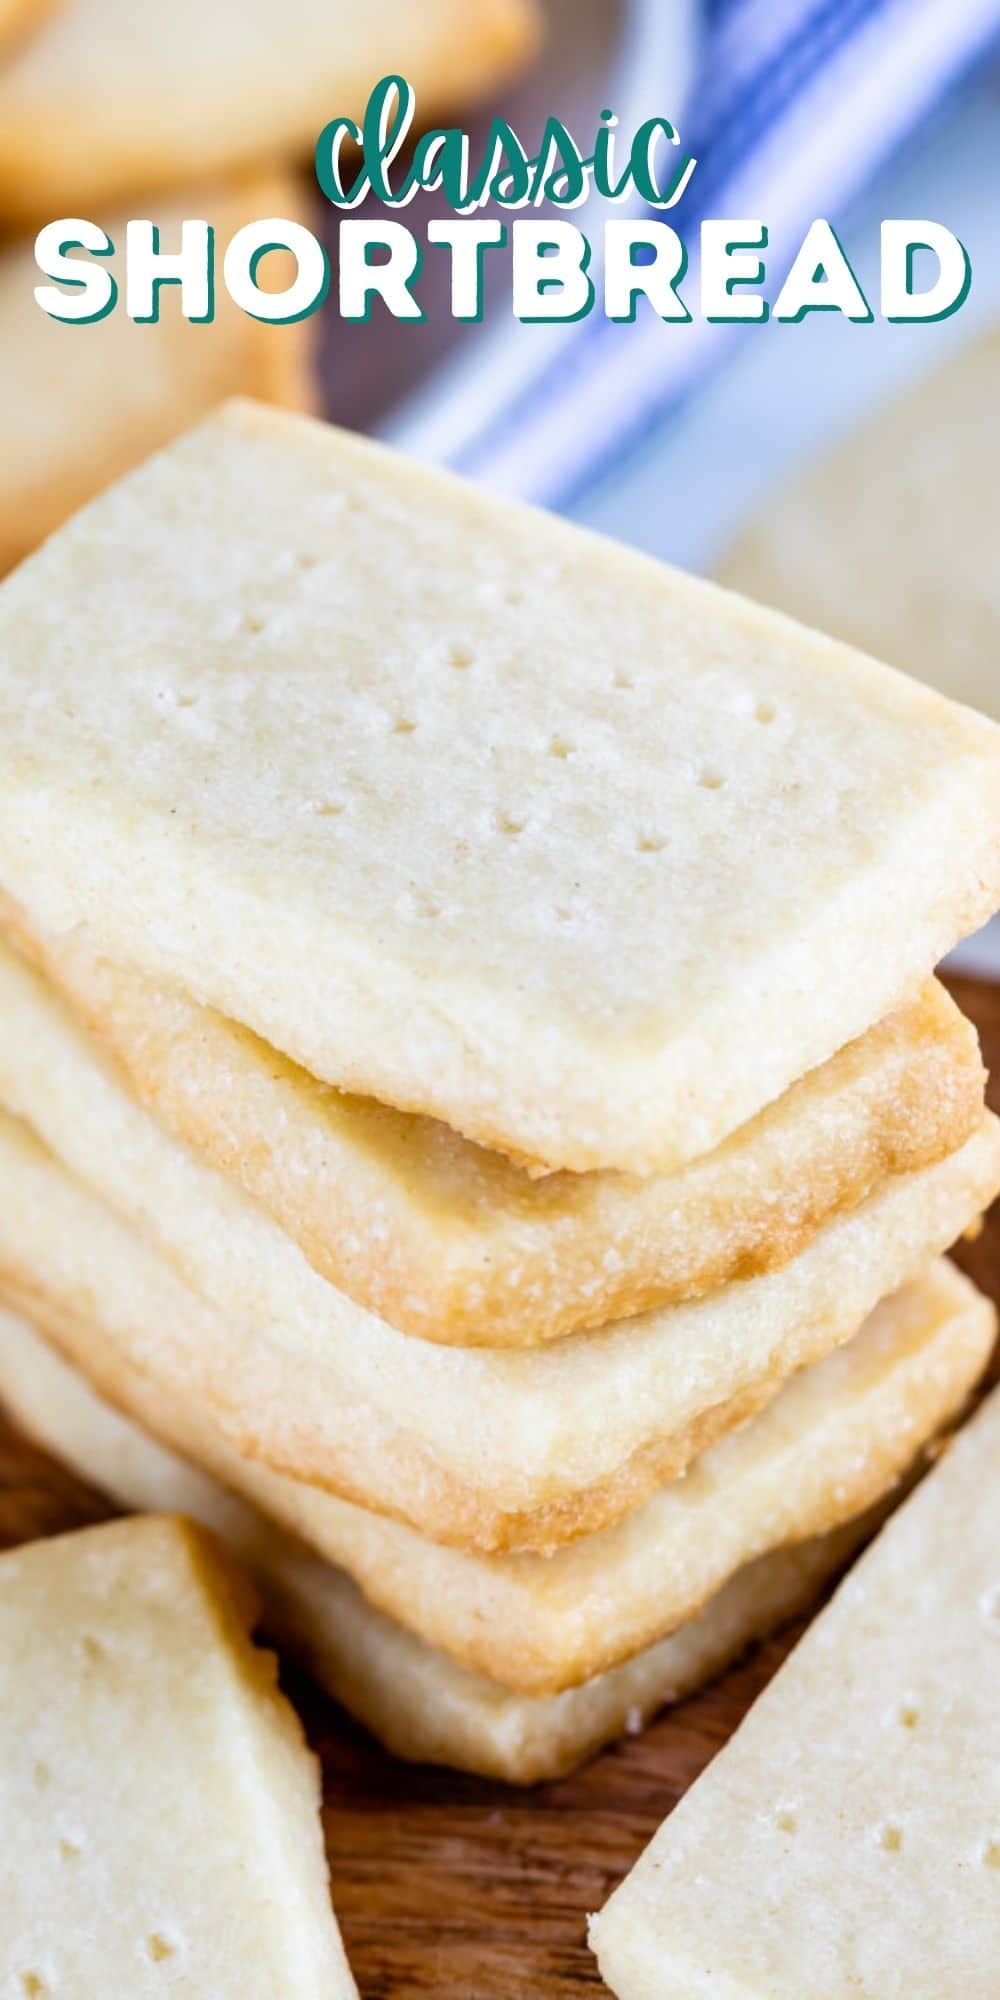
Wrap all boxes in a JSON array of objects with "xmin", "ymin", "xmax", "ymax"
[
  {"xmin": 719, "ymin": 328, "xmax": 1000, "ymax": 723},
  {"xmin": 0, "ymin": 0, "xmax": 540, "ymax": 221}
]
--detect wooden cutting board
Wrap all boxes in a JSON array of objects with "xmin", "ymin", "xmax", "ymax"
[{"xmin": 1, "ymin": 974, "xmax": 997, "ymax": 2000}]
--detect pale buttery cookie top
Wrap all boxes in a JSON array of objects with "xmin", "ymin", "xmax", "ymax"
[
  {"xmin": 590, "ymin": 1381, "xmax": 1000, "ymax": 2000},
  {"xmin": 0, "ymin": 399, "xmax": 998, "ymax": 1173},
  {"xmin": 0, "ymin": 1513, "xmax": 358, "ymax": 1999},
  {"xmin": 0, "ymin": 0, "xmax": 540, "ymax": 222}
]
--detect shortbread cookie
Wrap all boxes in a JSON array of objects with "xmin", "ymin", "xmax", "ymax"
[
  {"xmin": 0, "ymin": 1226, "xmax": 988, "ymax": 1691},
  {"xmin": 6, "ymin": 900, "xmax": 984, "ymax": 1346},
  {"xmin": 0, "ymin": 941, "xmax": 996, "ymax": 1549},
  {"xmin": 0, "ymin": 1304, "xmax": 928, "ymax": 1784},
  {"xmin": 1, "ymin": 405, "xmax": 998, "ymax": 1173},
  {"xmin": 0, "ymin": 177, "xmax": 315, "ymax": 575},
  {"xmin": 720, "ymin": 327, "xmax": 1000, "ymax": 718},
  {"xmin": 590, "ymin": 1383, "xmax": 1000, "ymax": 2000},
  {"xmin": 0, "ymin": 0, "xmax": 540, "ymax": 222},
  {"xmin": 0, "ymin": 1513, "xmax": 357, "ymax": 1997}
]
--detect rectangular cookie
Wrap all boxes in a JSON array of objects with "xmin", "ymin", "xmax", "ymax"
[
  {"xmin": 0, "ymin": 1511, "xmax": 357, "ymax": 1997},
  {"xmin": 0, "ymin": 1299, "xmax": 964, "ymax": 1786},
  {"xmin": 0, "ymin": 0, "xmax": 540, "ymax": 221},
  {"xmin": 0, "ymin": 176, "xmax": 315, "ymax": 576},
  {"xmin": 590, "ymin": 1381, "xmax": 1000, "ymax": 2000},
  {"xmin": 6, "ymin": 899, "xmax": 985, "ymax": 1347},
  {"xmin": 0, "ymin": 401, "xmax": 996, "ymax": 1173},
  {"xmin": 0, "ymin": 1221, "xmax": 989, "ymax": 1692},
  {"xmin": 0, "ymin": 938, "xmax": 997, "ymax": 1550}
]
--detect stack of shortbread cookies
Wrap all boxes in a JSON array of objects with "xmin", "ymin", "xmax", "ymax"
[{"xmin": 0, "ymin": 400, "xmax": 997, "ymax": 1782}]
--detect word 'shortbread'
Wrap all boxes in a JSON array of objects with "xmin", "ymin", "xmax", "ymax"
[{"xmin": 0, "ymin": 402, "xmax": 998, "ymax": 1171}]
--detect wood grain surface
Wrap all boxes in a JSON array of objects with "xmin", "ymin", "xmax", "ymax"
[{"xmin": 0, "ymin": 973, "xmax": 997, "ymax": 2000}]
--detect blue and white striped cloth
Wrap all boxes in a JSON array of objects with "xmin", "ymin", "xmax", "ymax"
[{"xmin": 393, "ymin": 0, "xmax": 1000, "ymax": 508}]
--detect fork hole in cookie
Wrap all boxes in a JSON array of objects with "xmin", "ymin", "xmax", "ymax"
[
  {"xmin": 877, "ymin": 1821, "xmax": 904, "ymax": 1854},
  {"xmin": 144, "ymin": 1934, "xmax": 179, "ymax": 1965},
  {"xmin": 697, "ymin": 766, "xmax": 725, "ymax": 791}
]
